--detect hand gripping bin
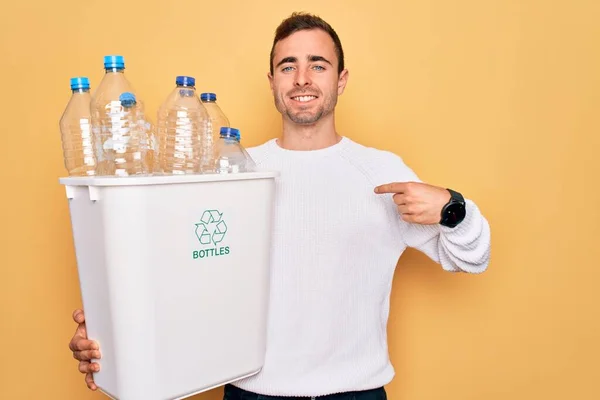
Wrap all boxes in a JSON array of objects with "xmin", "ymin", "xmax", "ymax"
[{"xmin": 59, "ymin": 171, "xmax": 279, "ymax": 400}]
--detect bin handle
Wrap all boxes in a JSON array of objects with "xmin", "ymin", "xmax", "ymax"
[
  {"xmin": 64, "ymin": 186, "xmax": 100, "ymax": 202},
  {"xmin": 65, "ymin": 185, "xmax": 75, "ymax": 200},
  {"xmin": 88, "ymin": 186, "xmax": 99, "ymax": 202}
]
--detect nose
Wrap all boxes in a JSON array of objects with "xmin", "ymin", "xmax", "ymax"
[{"xmin": 294, "ymin": 68, "xmax": 312, "ymax": 87}]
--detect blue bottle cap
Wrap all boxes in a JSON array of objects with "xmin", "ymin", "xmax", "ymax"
[
  {"xmin": 70, "ymin": 77, "xmax": 90, "ymax": 90},
  {"xmin": 104, "ymin": 55, "xmax": 125, "ymax": 69},
  {"xmin": 220, "ymin": 127, "xmax": 239, "ymax": 138},
  {"xmin": 200, "ymin": 92, "xmax": 217, "ymax": 102},
  {"xmin": 119, "ymin": 92, "xmax": 137, "ymax": 108},
  {"xmin": 176, "ymin": 76, "xmax": 195, "ymax": 87}
]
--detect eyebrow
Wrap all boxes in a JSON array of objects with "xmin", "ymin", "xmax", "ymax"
[
  {"xmin": 308, "ymin": 55, "xmax": 332, "ymax": 66},
  {"xmin": 275, "ymin": 54, "xmax": 333, "ymax": 68},
  {"xmin": 276, "ymin": 56, "xmax": 297, "ymax": 68}
]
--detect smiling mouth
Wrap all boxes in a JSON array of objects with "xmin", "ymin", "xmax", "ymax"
[{"xmin": 290, "ymin": 95, "xmax": 318, "ymax": 103}]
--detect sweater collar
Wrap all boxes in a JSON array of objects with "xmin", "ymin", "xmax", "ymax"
[{"xmin": 267, "ymin": 136, "xmax": 350, "ymax": 157}]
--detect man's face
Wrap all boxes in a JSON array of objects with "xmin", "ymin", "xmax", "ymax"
[{"xmin": 269, "ymin": 29, "xmax": 348, "ymax": 125}]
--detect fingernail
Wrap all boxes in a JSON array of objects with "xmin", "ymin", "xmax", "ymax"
[{"xmin": 94, "ymin": 351, "xmax": 101, "ymax": 359}]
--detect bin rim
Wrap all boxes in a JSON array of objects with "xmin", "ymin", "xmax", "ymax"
[{"xmin": 59, "ymin": 171, "xmax": 280, "ymax": 187}]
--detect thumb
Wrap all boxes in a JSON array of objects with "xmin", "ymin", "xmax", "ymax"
[
  {"xmin": 72, "ymin": 309, "xmax": 88, "ymax": 339},
  {"xmin": 73, "ymin": 309, "xmax": 85, "ymax": 324}
]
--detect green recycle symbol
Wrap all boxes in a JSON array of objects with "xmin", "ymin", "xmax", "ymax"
[{"xmin": 195, "ymin": 210, "xmax": 227, "ymax": 246}]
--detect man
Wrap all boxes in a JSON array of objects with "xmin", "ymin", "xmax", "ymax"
[{"xmin": 69, "ymin": 12, "xmax": 491, "ymax": 399}]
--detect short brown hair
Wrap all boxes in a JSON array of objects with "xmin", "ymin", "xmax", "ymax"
[{"xmin": 269, "ymin": 12, "xmax": 345, "ymax": 75}]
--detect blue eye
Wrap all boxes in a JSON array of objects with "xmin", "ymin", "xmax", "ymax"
[
  {"xmin": 313, "ymin": 65, "xmax": 325, "ymax": 71},
  {"xmin": 282, "ymin": 66, "xmax": 294, "ymax": 72}
]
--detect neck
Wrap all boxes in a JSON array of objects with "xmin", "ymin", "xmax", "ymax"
[{"xmin": 277, "ymin": 112, "xmax": 341, "ymax": 151}]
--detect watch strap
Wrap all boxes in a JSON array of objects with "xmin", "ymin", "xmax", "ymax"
[{"xmin": 447, "ymin": 188, "xmax": 465, "ymax": 205}]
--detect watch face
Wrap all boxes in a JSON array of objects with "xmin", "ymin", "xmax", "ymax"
[{"xmin": 443, "ymin": 203, "xmax": 466, "ymax": 226}]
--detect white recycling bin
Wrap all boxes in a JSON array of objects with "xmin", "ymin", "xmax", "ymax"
[{"xmin": 59, "ymin": 171, "xmax": 278, "ymax": 400}]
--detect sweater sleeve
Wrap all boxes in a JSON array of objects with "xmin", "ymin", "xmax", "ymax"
[
  {"xmin": 377, "ymin": 151, "xmax": 491, "ymax": 273},
  {"xmin": 398, "ymin": 199, "xmax": 491, "ymax": 273}
]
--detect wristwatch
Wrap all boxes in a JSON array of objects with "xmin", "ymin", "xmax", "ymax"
[{"xmin": 440, "ymin": 189, "xmax": 466, "ymax": 228}]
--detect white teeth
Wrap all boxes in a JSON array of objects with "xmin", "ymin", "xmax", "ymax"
[{"xmin": 293, "ymin": 96, "xmax": 316, "ymax": 102}]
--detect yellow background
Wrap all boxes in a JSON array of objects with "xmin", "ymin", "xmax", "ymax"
[{"xmin": 1, "ymin": 0, "xmax": 598, "ymax": 399}]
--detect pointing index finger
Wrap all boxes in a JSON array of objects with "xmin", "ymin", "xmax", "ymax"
[{"xmin": 374, "ymin": 182, "xmax": 407, "ymax": 194}]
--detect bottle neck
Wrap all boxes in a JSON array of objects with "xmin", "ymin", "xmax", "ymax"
[
  {"xmin": 71, "ymin": 88, "xmax": 90, "ymax": 93},
  {"xmin": 177, "ymin": 84, "xmax": 196, "ymax": 88},
  {"xmin": 104, "ymin": 67, "xmax": 125, "ymax": 73}
]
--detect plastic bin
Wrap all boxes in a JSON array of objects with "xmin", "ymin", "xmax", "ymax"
[{"xmin": 59, "ymin": 171, "xmax": 278, "ymax": 400}]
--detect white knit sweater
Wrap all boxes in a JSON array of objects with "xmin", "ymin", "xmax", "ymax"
[{"xmin": 233, "ymin": 136, "xmax": 491, "ymax": 396}]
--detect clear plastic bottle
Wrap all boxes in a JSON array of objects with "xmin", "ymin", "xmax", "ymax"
[
  {"xmin": 156, "ymin": 76, "xmax": 209, "ymax": 174},
  {"xmin": 214, "ymin": 127, "xmax": 253, "ymax": 174},
  {"xmin": 59, "ymin": 77, "xmax": 96, "ymax": 176},
  {"xmin": 102, "ymin": 92, "xmax": 149, "ymax": 176},
  {"xmin": 232, "ymin": 129, "xmax": 256, "ymax": 172},
  {"xmin": 91, "ymin": 55, "xmax": 155, "ymax": 176},
  {"xmin": 200, "ymin": 93, "xmax": 229, "ymax": 172}
]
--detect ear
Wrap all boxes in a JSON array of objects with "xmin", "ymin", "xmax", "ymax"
[
  {"xmin": 337, "ymin": 69, "xmax": 349, "ymax": 96},
  {"xmin": 268, "ymin": 72, "xmax": 274, "ymax": 93}
]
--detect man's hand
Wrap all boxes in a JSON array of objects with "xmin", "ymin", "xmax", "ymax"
[
  {"xmin": 68, "ymin": 309, "xmax": 101, "ymax": 391},
  {"xmin": 374, "ymin": 181, "xmax": 451, "ymax": 225}
]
